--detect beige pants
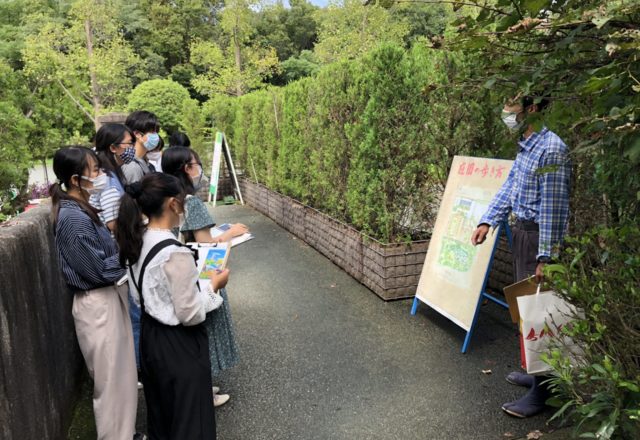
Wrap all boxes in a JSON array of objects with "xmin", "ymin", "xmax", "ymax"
[{"xmin": 72, "ymin": 283, "xmax": 137, "ymax": 440}]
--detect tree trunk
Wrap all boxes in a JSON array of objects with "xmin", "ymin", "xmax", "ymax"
[
  {"xmin": 84, "ymin": 19, "xmax": 101, "ymax": 130},
  {"xmin": 233, "ymin": 18, "xmax": 243, "ymax": 97},
  {"xmin": 42, "ymin": 158, "xmax": 49, "ymax": 185}
]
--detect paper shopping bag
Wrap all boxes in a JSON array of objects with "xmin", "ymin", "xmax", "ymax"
[{"xmin": 517, "ymin": 288, "xmax": 579, "ymax": 375}]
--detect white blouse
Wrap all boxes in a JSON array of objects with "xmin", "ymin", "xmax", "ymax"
[{"xmin": 129, "ymin": 230, "xmax": 222, "ymax": 326}]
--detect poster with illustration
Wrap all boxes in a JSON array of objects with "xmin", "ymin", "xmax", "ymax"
[
  {"xmin": 415, "ymin": 156, "xmax": 513, "ymax": 331},
  {"xmin": 198, "ymin": 244, "xmax": 230, "ymax": 279}
]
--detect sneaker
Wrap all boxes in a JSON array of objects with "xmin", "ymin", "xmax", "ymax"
[
  {"xmin": 133, "ymin": 433, "xmax": 148, "ymax": 440},
  {"xmin": 212, "ymin": 386, "xmax": 220, "ymax": 394},
  {"xmin": 137, "ymin": 381, "xmax": 143, "ymax": 390},
  {"xmin": 213, "ymin": 393, "xmax": 230, "ymax": 407}
]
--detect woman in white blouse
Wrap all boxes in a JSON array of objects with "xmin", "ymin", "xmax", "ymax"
[{"xmin": 116, "ymin": 172, "xmax": 228, "ymax": 439}]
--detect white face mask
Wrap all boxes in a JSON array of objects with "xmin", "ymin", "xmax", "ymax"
[
  {"xmin": 501, "ymin": 111, "xmax": 523, "ymax": 132},
  {"xmin": 80, "ymin": 173, "xmax": 108, "ymax": 195},
  {"xmin": 147, "ymin": 152, "xmax": 162, "ymax": 162},
  {"xmin": 190, "ymin": 170, "xmax": 203, "ymax": 189}
]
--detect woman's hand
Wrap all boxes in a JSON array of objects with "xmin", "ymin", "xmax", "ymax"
[
  {"xmin": 219, "ymin": 223, "xmax": 249, "ymax": 242},
  {"xmin": 228, "ymin": 223, "xmax": 249, "ymax": 237},
  {"xmin": 208, "ymin": 268, "xmax": 230, "ymax": 291}
]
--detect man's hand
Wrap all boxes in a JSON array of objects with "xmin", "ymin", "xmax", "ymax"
[
  {"xmin": 471, "ymin": 224, "xmax": 490, "ymax": 246},
  {"xmin": 535, "ymin": 262, "xmax": 545, "ymax": 284}
]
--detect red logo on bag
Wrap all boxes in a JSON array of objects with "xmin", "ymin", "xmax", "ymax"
[{"xmin": 525, "ymin": 324, "xmax": 563, "ymax": 342}]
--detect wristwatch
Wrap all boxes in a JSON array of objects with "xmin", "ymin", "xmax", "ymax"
[{"xmin": 537, "ymin": 256, "xmax": 551, "ymax": 264}]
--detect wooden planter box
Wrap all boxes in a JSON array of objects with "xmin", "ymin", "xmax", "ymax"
[
  {"xmin": 282, "ymin": 199, "xmax": 306, "ymax": 240},
  {"xmin": 267, "ymin": 191, "xmax": 286, "ymax": 227},
  {"xmin": 238, "ymin": 177, "xmax": 429, "ymax": 301},
  {"xmin": 238, "ymin": 177, "xmax": 514, "ymax": 299},
  {"xmin": 361, "ymin": 239, "xmax": 430, "ymax": 300}
]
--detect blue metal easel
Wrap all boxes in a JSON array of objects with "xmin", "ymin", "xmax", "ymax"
[{"xmin": 411, "ymin": 222, "xmax": 513, "ymax": 353}]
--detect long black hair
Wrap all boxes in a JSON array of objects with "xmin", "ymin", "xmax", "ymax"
[
  {"xmin": 50, "ymin": 146, "xmax": 102, "ymax": 227},
  {"xmin": 161, "ymin": 146, "xmax": 200, "ymax": 195},
  {"xmin": 94, "ymin": 123, "xmax": 133, "ymax": 185},
  {"xmin": 115, "ymin": 173, "xmax": 184, "ymax": 266}
]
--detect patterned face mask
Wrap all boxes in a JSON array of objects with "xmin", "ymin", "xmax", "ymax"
[{"xmin": 118, "ymin": 146, "xmax": 136, "ymax": 164}]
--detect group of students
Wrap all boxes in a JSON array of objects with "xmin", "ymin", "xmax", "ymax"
[{"xmin": 51, "ymin": 110, "xmax": 248, "ymax": 439}]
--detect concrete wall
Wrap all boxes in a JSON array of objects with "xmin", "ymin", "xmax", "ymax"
[{"xmin": 0, "ymin": 204, "xmax": 84, "ymax": 440}]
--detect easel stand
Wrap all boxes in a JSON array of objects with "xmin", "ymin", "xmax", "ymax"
[
  {"xmin": 411, "ymin": 222, "xmax": 513, "ymax": 353},
  {"xmin": 208, "ymin": 132, "xmax": 244, "ymax": 206}
]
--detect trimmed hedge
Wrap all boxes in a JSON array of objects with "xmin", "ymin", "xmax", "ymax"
[{"xmin": 210, "ymin": 43, "xmax": 509, "ymax": 243}]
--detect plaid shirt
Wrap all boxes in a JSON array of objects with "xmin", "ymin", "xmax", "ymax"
[{"xmin": 479, "ymin": 128, "xmax": 571, "ymax": 259}]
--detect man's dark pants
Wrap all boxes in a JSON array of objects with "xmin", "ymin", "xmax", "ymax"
[{"xmin": 512, "ymin": 220, "xmax": 539, "ymax": 281}]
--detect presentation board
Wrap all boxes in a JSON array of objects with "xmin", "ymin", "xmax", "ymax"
[
  {"xmin": 415, "ymin": 155, "xmax": 514, "ymax": 331},
  {"xmin": 208, "ymin": 132, "xmax": 244, "ymax": 205},
  {"xmin": 208, "ymin": 132, "xmax": 224, "ymax": 203}
]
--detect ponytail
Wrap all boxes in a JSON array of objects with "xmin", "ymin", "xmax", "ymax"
[
  {"xmin": 115, "ymin": 183, "xmax": 145, "ymax": 267},
  {"xmin": 49, "ymin": 182, "xmax": 66, "ymax": 228},
  {"xmin": 115, "ymin": 174, "xmax": 184, "ymax": 267}
]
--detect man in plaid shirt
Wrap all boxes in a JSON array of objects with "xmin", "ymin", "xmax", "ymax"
[{"xmin": 471, "ymin": 96, "xmax": 571, "ymax": 418}]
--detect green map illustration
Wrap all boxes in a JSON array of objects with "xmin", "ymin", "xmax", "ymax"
[{"xmin": 437, "ymin": 193, "xmax": 490, "ymax": 275}]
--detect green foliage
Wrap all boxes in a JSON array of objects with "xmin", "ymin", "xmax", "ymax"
[
  {"xmin": 451, "ymin": 0, "xmax": 640, "ymax": 223},
  {"xmin": 0, "ymin": 61, "xmax": 33, "ymax": 214},
  {"xmin": 313, "ymin": 0, "xmax": 410, "ymax": 64},
  {"xmin": 254, "ymin": 0, "xmax": 318, "ymax": 63},
  {"xmin": 127, "ymin": 79, "xmax": 193, "ymax": 133},
  {"xmin": 189, "ymin": 0, "xmax": 280, "ymax": 98},
  {"xmin": 280, "ymin": 50, "xmax": 320, "ymax": 84},
  {"xmin": 210, "ymin": 42, "xmax": 503, "ymax": 242},
  {"xmin": 390, "ymin": 2, "xmax": 450, "ymax": 45},
  {"xmin": 544, "ymin": 227, "xmax": 640, "ymax": 439},
  {"xmin": 131, "ymin": 0, "xmax": 220, "ymax": 69},
  {"xmin": 180, "ymin": 98, "xmax": 210, "ymax": 163}
]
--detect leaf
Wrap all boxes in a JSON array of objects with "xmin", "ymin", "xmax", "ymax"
[
  {"xmin": 483, "ymin": 78, "xmax": 497, "ymax": 89},
  {"xmin": 592, "ymin": 17, "xmax": 611, "ymax": 29},
  {"xmin": 496, "ymin": 15, "xmax": 520, "ymax": 32},
  {"xmin": 523, "ymin": 0, "xmax": 549, "ymax": 15},
  {"xmin": 624, "ymin": 136, "xmax": 640, "ymax": 164}
]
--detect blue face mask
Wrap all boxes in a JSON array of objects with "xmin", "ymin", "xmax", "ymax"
[{"xmin": 143, "ymin": 132, "xmax": 160, "ymax": 151}]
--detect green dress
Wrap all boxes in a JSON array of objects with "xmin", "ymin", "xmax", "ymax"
[{"xmin": 181, "ymin": 195, "xmax": 240, "ymax": 378}]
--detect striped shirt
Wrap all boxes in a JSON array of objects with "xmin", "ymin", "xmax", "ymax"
[
  {"xmin": 479, "ymin": 128, "xmax": 571, "ymax": 259},
  {"xmin": 89, "ymin": 172, "xmax": 124, "ymax": 225},
  {"xmin": 55, "ymin": 199, "xmax": 124, "ymax": 291}
]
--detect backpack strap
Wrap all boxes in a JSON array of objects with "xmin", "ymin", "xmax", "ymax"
[{"xmin": 129, "ymin": 239, "xmax": 184, "ymax": 314}]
